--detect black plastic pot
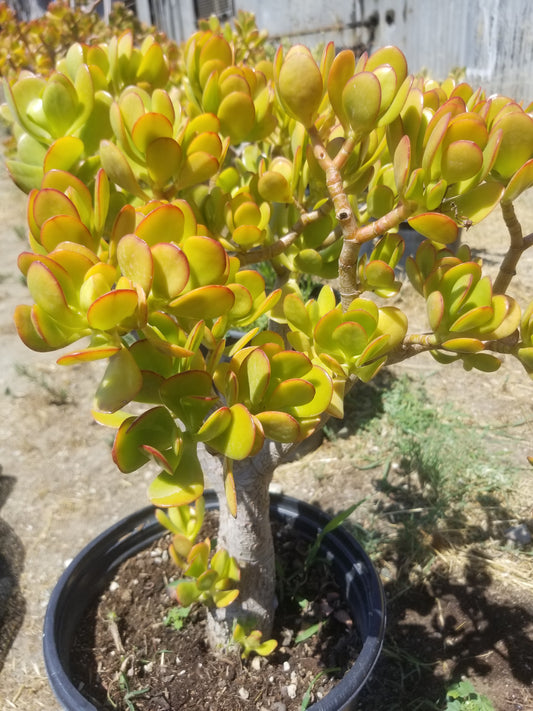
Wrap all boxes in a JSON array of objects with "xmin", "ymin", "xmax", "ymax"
[{"xmin": 43, "ymin": 491, "xmax": 386, "ymax": 710}]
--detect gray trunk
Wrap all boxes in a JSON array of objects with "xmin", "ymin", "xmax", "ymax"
[{"xmin": 205, "ymin": 452, "xmax": 277, "ymax": 649}]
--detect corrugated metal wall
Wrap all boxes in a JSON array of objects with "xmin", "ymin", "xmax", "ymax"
[
  {"xmin": 159, "ymin": 0, "xmax": 533, "ymax": 102},
  {"xmin": 368, "ymin": 0, "xmax": 533, "ymax": 101}
]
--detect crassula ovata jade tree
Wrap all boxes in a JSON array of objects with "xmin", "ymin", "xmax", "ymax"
[{"xmin": 3, "ymin": 11, "xmax": 533, "ymax": 652}]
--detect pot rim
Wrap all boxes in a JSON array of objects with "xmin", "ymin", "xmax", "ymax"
[{"xmin": 43, "ymin": 491, "xmax": 386, "ymax": 710}]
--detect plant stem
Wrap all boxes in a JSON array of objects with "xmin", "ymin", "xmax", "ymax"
[
  {"xmin": 236, "ymin": 202, "xmax": 332, "ymax": 266},
  {"xmin": 206, "ymin": 446, "xmax": 282, "ymax": 647},
  {"xmin": 308, "ymin": 125, "xmax": 414, "ymax": 309},
  {"xmin": 493, "ymin": 200, "xmax": 533, "ymax": 293}
]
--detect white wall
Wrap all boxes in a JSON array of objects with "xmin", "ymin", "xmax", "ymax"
[{"xmin": 232, "ymin": 0, "xmax": 533, "ymax": 102}]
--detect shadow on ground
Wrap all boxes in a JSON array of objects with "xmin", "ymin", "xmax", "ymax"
[
  {"xmin": 355, "ymin": 565, "xmax": 533, "ymax": 710},
  {"xmin": 0, "ymin": 474, "xmax": 26, "ymax": 674}
]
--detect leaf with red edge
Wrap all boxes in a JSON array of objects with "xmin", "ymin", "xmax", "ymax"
[
  {"xmin": 292, "ymin": 365, "xmax": 333, "ymax": 418},
  {"xmin": 94, "ymin": 169, "xmax": 110, "ymax": 234},
  {"xmin": 26, "ymin": 261, "xmax": 78, "ymax": 326},
  {"xmin": 87, "ymin": 289, "xmax": 138, "ymax": 330},
  {"xmin": 179, "ymin": 151, "xmax": 220, "ymax": 190},
  {"xmin": 57, "ymin": 345, "xmax": 121, "ymax": 365},
  {"xmin": 218, "ymin": 91, "xmax": 256, "ymax": 143},
  {"xmin": 131, "ymin": 112, "xmax": 173, "ymax": 153},
  {"xmin": 224, "ymin": 460, "xmax": 237, "ymax": 517},
  {"xmin": 256, "ymin": 410, "xmax": 301, "ymax": 443},
  {"xmin": 208, "ymin": 403, "xmax": 256, "ymax": 459},
  {"xmin": 40, "ymin": 214, "xmax": 95, "ymax": 253},
  {"xmin": 141, "ymin": 445, "xmax": 174, "ymax": 475},
  {"xmin": 393, "ymin": 136, "xmax": 411, "ymax": 195},
  {"xmin": 342, "ymin": 72, "xmax": 382, "ymax": 135},
  {"xmin": 117, "ymin": 233, "xmax": 153, "ymax": 294},
  {"xmin": 44, "ymin": 137, "xmax": 84, "ymax": 173},
  {"xmin": 408, "ymin": 212, "xmax": 459, "ymax": 245},
  {"xmin": 170, "ymin": 285, "xmax": 235, "ymax": 319},
  {"xmin": 136, "ymin": 203, "xmax": 185, "ymax": 246},
  {"xmin": 112, "ymin": 405, "xmax": 177, "ymax": 472},
  {"xmin": 148, "ymin": 441, "xmax": 204, "ymax": 507},
  {"xmin": 502, "ymin": 158, "xmax": 533, "ymax": 202},
  {"xmin": 181, "ymin": 235, "xmax": 229, "ymax": 287},
  {"xmin": 151, "ymin": 242, "xmax": 189, "ymax": 300},
  {"xmin": 33, "ymin": 188, "xmax": 80, "ymax": 228},
  {"xmin": 146, "ymin": 136, "xmax": 182, "ymax": 187},
  {"xmin": 427, "ymin": 290, "xmax": 445, "ymax": 332},
  {"xmin": 13, "ymin": 304, "xmax": 57, "ymax": 352},
  {"xmin": 196, "ymin": 407, "xmax": 232, "ymax": 442}
]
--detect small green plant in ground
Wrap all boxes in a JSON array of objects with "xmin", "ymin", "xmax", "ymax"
[
  {"xmin": 443, "ymin": 679, "xmax": 495, "ymax": 710},
  {"xmin": 351, "ymin": 374, "xmax": 514, "ymax": 513},
  {"xmin": 163, "ymin": 605, "xmax": 192, "ymax": 631},
  {"xmin": 232, "ymin": 622, "xmax": 278, "ymax": 659}
]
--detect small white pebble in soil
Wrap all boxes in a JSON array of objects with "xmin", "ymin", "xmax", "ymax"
[
  {"xmin": 251, "ymin": 656, "xmax": 262, "ymax": 671},
  {"xmin": 143, "ymin": 662, "xmax": 153, "ymax": 673},
  {"xmin": 282, "ymin": 661, "xmax": 290, "ymax": 672},
  {"xmin": 238, "ymin": 687, "xmax": 250, "ymax": 700},
  {"xmin": 286, "ymin": 684, "xmax": 297, "ymax": 699},
  {"xmin": 109, "ymin": 581, "xmax": 119, "ymax": 592}
]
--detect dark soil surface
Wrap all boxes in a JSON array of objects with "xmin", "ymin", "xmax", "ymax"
[
  {"xmin": 1, "ymin": 146, "xmax": 533, "ymax": 711},
  {"xmin": 71, "ymin": 515, "xmax": 360, "ymax": 710}
]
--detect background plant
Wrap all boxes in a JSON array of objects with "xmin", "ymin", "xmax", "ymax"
[
  {"xmin": 3, "ymin": 10, "xmax": 533, "ymax": 660},
  {"xmin": 0, "ymin": 0, "xmax": 174, "ymax": 81}
]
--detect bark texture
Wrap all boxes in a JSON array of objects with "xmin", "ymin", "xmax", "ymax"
[{"xmin": 203, "ymin": 442, "xmax": 290, "ymax": 648}]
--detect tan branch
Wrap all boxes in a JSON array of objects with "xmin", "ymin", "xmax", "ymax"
[
  {"xmin": 236, "ymin": 202, "xmax": 333, "ymax": 266},
  {"xmin": 493, "ymin": 200, "xmax": 531, "ymax": 294},
  {"xmin": 354, "ymin": 203, "xmax": 414, "ymax": 244}
]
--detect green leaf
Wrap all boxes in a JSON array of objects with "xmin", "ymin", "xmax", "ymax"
[
  {"xmin": 342, "ymin": 72, "xmax": 382, "ymax": 135},
  {"xmin": 117, "ymin": 233, "xmax": 153, "ymax": 294},
  {"xmin": 295, "ymin": 622, "xmax": 321, "ymax": 644},
  {"xmin": 276, "ymin": 45, "xmax": 323, "ymax": 128},
  {"xmin": 306, "ymin": 502, "xmax": 363, "ymax": 568},
  {"xmin": 95, "ymin": 347, "xmax": 143, "ymax": 413},
  {"xmin": 148, "ymin": 440, "xmax": 204, "ymax": 507},
  {"xmin": 170, "ymin": 285, "xmax": 235, "ymax": 319},
  {"xmin": 208, "ymin": 403, "xmax": 256, "ymax": 459},
  {"xmin": 408, "ymin": 212, "xmax": 459, "ymax": 245},
  {"xmin": 87, "ymin": 289, "xmax": 138, "ymax": 330}
]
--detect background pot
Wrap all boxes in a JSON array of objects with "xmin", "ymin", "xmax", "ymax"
[{"xmin": 43, "ymin": 491, "xmax": 386, "ymax": 710}]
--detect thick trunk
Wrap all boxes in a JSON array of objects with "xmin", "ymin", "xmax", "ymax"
[{"xmin": 202, "ymin": 442, "xmax": 291, "ymax": 650}]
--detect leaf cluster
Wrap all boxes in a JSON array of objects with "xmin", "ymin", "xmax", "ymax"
[
  {"xmin": 0, "ymin": 1, "xmax": 171, "ymax": 82},
  {"xmin": 158, "ymin": 496, "xmax": 241, "ymax": 609},
  {"xmin": 4, "ymin": 13, "xmax": 533, "ymax": 521}
]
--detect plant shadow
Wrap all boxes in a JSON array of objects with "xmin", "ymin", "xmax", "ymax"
[
  {"xmin": 314, "ymin": 375, "xmax": 533, "ymax": 709},
  {"xmin": 0, "ymin": 474, "xmax": 26, "ymax": 674},
  {"xmin": 354, "ymin": 558, "xmax": 533, "ymax": 710}
]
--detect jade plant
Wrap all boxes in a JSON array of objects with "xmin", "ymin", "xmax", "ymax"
[{"xmin": 3, "ymin": 11, "xmax": 533, "ymax": 656}]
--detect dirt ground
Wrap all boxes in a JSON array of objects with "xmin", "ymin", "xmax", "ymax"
[{"xmin": 0, "ymin": 149, "xmax": 532, "ymax": 710}]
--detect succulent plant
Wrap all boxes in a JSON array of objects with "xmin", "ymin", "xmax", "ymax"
[{"xmin": 4, "ymin": 12, "xmax": 533, "ymax": 655}]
